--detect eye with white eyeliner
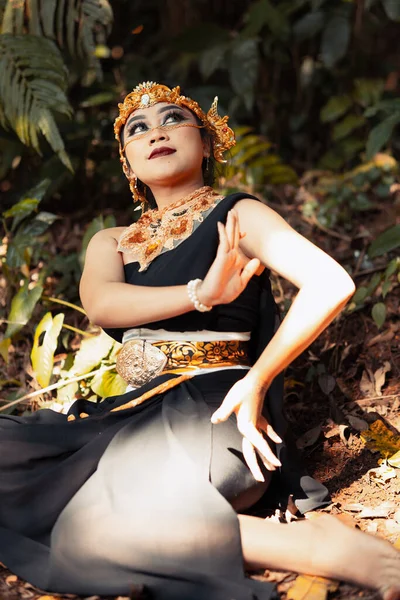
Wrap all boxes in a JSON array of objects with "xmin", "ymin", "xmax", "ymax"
[{"xmin": 126, "ymin": 110, "xmax": 187, "ymax": 137}]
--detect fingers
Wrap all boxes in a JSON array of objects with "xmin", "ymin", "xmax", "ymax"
[
  {"xmin": 242, "ymin": 437, "xmax": 264, "ymax": 482},
  {"xmin": 238, "ymin": 421, "xmax": 282, "ymax": 469},
  {"xmin": 211, "ymin": 393, "xmax": 238, "ymax": 424},
  {"xmin": 224, "ymin": 210, "xmax": 235, "ymax": 248},
  {"xmin": 233, "ymin": 209, "xmax": 240, "ymax": 248},
  {"xmin": 240, "ymin": 257, "xmax": 261, "ymax": 285},
  {"xmin": 217, "ymin": 221, "xmax": 230, "ymax": 254},
  {"xmin": 224, "ymin": 209, "xmax": 241, "ymax": 249},
  {"xmin": 258, "ymin": 415, "xmax": 283, "ymax": 444}
]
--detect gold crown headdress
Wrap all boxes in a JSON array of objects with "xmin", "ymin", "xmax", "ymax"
[{"xmin": 114, "ymin": 82, "xmax": 236, "ymax": 172}]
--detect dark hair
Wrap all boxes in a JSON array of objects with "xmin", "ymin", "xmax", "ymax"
[{"xmin": 119, "ymin": 112, "xmax": 217, "ymax": 210}]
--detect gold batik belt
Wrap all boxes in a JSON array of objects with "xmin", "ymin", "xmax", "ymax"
[
  {"xmin": 68, "ymin": 340, "xmax": 250, "ymax": 421},
  {"xmin": 115, "ymin": 339, "xmax": 250, "ymax": 387}
]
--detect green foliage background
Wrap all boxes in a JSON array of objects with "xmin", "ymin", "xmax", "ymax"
[{"xmin": 0, "ymin": 0, "xmax": 399, "ymax": 410}]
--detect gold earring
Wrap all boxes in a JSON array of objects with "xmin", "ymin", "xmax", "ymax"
[{"xmin": 129, "ymin": 174, "xmax": 147, "ymax": 209}]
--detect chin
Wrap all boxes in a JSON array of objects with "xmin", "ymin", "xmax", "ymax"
[{"xmin": 144, "ymin": 166, "xmax": 196, "ymax": 186}]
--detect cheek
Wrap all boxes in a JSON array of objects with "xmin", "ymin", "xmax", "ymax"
[{"xmin": 176, "ymin": 128, "xmax": 204, "ymax": 160}]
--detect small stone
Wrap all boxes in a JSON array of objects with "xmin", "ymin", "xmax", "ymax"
[{"xmin": 141, "ymin": 93, "xmax": 150, "ymax": 105}]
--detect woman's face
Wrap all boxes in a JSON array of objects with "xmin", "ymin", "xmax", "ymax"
[{"xmin": 122, "ymin": 102, "xmax": 208, "ymax": 188}]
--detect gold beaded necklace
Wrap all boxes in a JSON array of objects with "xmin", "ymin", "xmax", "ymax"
[{"xmin": 117, "ymin": 186, "xmax": 223, "ymax": 271}]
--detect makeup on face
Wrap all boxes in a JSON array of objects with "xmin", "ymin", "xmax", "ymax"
[{"xmin": 122, "ymin": 104, "xmax": 204, "ymax": 152}]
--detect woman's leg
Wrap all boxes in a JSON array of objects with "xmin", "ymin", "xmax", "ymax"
[{"xmin": 239, "ymin": 514, "xmax": 400, "ymax": 600}]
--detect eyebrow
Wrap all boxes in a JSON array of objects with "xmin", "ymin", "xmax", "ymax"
[{"xmin": 125, "ymin": 104, "xmax": 186, "ymax": 129}]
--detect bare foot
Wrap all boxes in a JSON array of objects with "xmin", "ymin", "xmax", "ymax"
[{"xmin": 305, "ymin": 515, "xmax": 400, "ymax": 599}]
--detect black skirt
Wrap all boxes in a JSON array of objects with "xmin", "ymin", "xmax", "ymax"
[{"xmin": 0, "ymin": 193, "xmax": 330, "ymax": 599}]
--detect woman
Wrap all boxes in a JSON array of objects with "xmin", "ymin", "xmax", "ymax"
[{"xmin": 0, "ymin": 82, "xmax": 399, "ymax": 600}]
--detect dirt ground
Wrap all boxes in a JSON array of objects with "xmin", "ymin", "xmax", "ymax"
[{"xmin": 0, "ymin": 191, "xmax": 399, "ymax": 600}]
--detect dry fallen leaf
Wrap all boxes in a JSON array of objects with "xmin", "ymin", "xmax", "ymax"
[
  {"xmin": 346, "ymin": 414, "xmax": 368, "ymax": 432},
  {"xmin": 296, "ymin": 425, "xmax": 322, "ymax": 449},
  {"xmin": 385, "ymin": 519, "xmax": 400, "ymax": 535},
  {"xmin": 359, "ymin": 501, "xmax": 396, "ymax": 519},
  {"xmin": 374, "ymin": 361, "xmax": 391, "ymax": 396},
  {"xmin": 366, "ymin": 521, "xmax": 379, "ymax": 534},
  {"xmin": 367, "ymin": 461, "xmax": 397, "ymax": 486},
  {"xmin": 287, "ymin": 575, "xmax": 338, "ymax": 600},
  {"xmin": 367, "ymin": 324, "xmax": 398, "ymax": 347},
  {"xmin": 360, "ymin": 362, "xmax": 391, "ymax": 397},
  {"xmin": 342, "ymin": 502, "xmax": 365, "ymax": 512}
]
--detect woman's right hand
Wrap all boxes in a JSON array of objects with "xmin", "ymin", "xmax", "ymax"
[{"xmin": 198, "ymin": 209, "xmax": 261, "ymax": 307}]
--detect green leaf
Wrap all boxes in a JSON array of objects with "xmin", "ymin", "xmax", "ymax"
[
  {"xmin": 199, "ymin": 44, "xmax": 227, "ymax": 79},
  {"xmin": 2, "ymin": 0, "xmax": 113, "ymax": 77},
  {"xmin": 79, "ymin": 215, "xmax": 113, "ymax": 268},
  {"xmin": 353, "ymin": 78, "xmax": 385, "ymax": 108},
  {"xmin": 381, "ymin": 279, "xmax": 391, "ymax": 299},
  {"xmin": 0, "ymin": 34, "xmax": 73, "ymax": 169},
  {"xmin": 243, "ymin": 0, "xmax": 290, "ymax": 38},
  {"xmin": 4, "ymin": 281, "xmax": 43, "ymax": 338},
  {"xmin": 90, "ymin": 369, "xmax": 127, "ymax": 398},
  {"xmin": 80, "ymin": 91, "xmax": 115, "ymax": 108},
  {"xmin": 368, "ymin": 225, "xmax": 400, "ymax": 257},
  {"xmin": 382, "ymin": 0, "xmax": 400, "ymax": 20},
  {"xmin": 352, "ymin": 286, "xmax": 368, "ymax": 304},
  {"xmin": 234, "ymin": 141, "xmax": 272, "ymax": 165},
  {"xmin": 320, "ymin": 95, "xmax": 353, "ymax": 123},
  {"xmin": 293, "ymin": 10, "xmax": 325, "ymax": 40},
  {"xmin": 71, "ymin": 330, "xmax": 114, "ymax": 375},
  {"xmin": 321, "ymin": 14, "xmax": 351, "ymax": 68},
  {"xmin": 20, "ymin": 211, "xmax": 58, "ymax": 237},
  {"xmin": 366, "ymin": 114, "xmax": 400, "ymax": 159},
  {"xmin": 332, "ymin": 114, "xmax": 366, "ymax": 141},
  {"xmin": 31, "ymin": 311, "xmax": 64, "ymax": 387},
  {"xmin": 229, "ymin": 39, "xmax": 259, "ymax": 111},
  {"xmin": 366, "ymin": 272, "xmax": 382, "ymax": 296},
  {"xmin": 371, "ymin": 302, "xmax": 386, "ymax": 329},
  {"xmin": 384, "ymin": 258, "xmax": 399, "ymax": 279},
  {"xmin": 3, "ymin": 198, "xmax": 39, "ymax": 220}
]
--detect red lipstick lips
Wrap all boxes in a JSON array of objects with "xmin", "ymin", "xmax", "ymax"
[{"xmin": 149, "ymin": 146, "xmax": 176, "ymax": 159}]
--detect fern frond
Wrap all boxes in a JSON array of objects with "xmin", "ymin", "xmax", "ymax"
[
  {"xmin": 0, "ymin": 33, "xmax": 72, "ymax": 170},
  {"xmin": 0, "ymin": 0, "xmax": 113, "ymax": 79}
]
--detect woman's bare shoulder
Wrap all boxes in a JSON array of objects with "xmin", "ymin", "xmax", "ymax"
[{"xmin": 89, "ymin": 226, "xmax": 127, "ymax": 246}]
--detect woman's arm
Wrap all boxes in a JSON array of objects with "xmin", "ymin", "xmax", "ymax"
[
  {"xmin": 210, "ymin": 201, "xmax": 355, "ymax": 480},
  {"xmin": 79, "ymin": 229, "xmax": 195, "ymax": 328},
  {"xmin": 79, "ymin": 216, "xmax": 260, "ymax": 328},
  {"xmin": 235, "ymin": 198, "xmax": 356, "ymax": 389}
]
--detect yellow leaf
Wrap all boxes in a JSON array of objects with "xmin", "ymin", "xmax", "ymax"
[
  {"xmin": 31, "ymin": 312, "xmax": 64, "ymax": 387},
  {"xmin": 287, "ymin": 575, "xmax": 339, "ymax": 600},
  {"xmin": 71, "ymin": 330, "xmax": 114, "ymax": 375},
  {"xmin": 0, "ymin": 337, "xmax": 11, "ymax": 363},
  {"xmin": 90, "ymin": 369, "xmax": 127, "ymax": 398},
  {"xmin": 388, "ymin": 450, "xmax": 400, "ymax": 468},
  {"xmin": 360, "ymin": 420, "xmax": 400, "ymax": 457}
]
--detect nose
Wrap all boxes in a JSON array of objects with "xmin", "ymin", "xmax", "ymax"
[{"xmin": 149, "ymin": 125, "xmax": 169, "ymax": 144}]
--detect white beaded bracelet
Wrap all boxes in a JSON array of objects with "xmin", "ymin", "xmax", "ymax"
[{"xmin": 187, "ymin": 278, "xmax": 212, "ymax": 312}]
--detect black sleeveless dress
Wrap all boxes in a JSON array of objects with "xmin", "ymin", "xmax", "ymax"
[{"xmin": 0, "ymin": 193, "xmax": 329, "ymax": 599}]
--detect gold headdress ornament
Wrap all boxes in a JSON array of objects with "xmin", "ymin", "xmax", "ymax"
[{"xmin": 114, "ymin": 82, "xmax": 236, "ymax": 177}]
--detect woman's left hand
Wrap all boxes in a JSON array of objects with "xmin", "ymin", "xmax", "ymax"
[{"xmin": 210, "ymin": 377, "xmax": 282, "ymax": 482}]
